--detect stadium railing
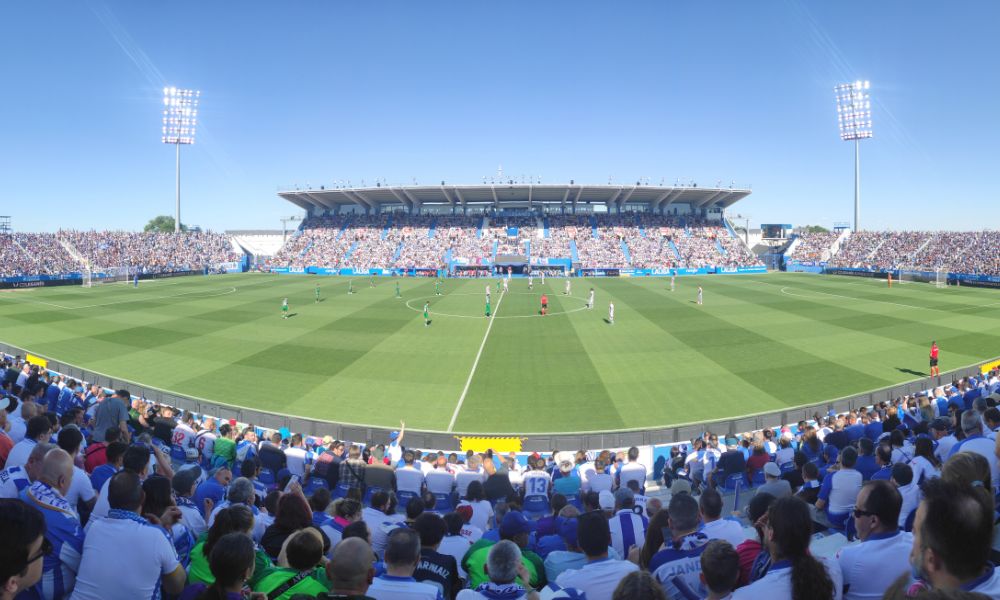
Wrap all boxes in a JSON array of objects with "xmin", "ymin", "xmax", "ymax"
[{"xmin": 3, "ymin": 340, "xmax": 995, "ymax": 452}]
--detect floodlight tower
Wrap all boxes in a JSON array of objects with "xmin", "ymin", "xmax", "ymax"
[
  {"xmin": 162, "ymin": 87, "xmax": 200, "ymax": 233},
  {"xmin": 834, "ymin": 81, "xmax": 872, "ymax": 232}
]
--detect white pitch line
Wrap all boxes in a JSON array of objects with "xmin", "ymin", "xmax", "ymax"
[{"xmin": 447, "ymin": 290, "xmax": 505, "ymax": 432}]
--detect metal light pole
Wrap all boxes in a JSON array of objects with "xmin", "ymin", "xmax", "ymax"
[
  {"xmin": 834, "ymin": 81, "xmax": 872, "ymax": 232},
  {"xmin": 162, "ymin": 87, "xmax": 200, "ymax": 232}
]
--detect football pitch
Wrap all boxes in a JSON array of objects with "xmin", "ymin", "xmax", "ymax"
[{"xmin": 1, "ymin": 272, "xmax": 999, "ymax": 434}]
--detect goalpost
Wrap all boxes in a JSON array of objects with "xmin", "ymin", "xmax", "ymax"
[
  {"xmin": 83, "ymin": 266, "xmax": 132, "ymax": 287},
  {"xmin": 934, "ymin": 267, "xmax": 947, "ymax": 288}
]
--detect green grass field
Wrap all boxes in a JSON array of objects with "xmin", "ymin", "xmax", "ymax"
[{"xmin": 1, "ymin": 272, "xmax": 999, "ymax": 434}]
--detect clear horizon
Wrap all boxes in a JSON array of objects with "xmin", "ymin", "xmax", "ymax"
[{"xmin": 2, "ymin": 0, "xmax": 997, "ymax": 233}]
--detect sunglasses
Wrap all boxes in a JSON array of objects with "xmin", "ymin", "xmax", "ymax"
[
  {"xmin": 853, "ymin": 508, "xmax": 876, "ymax": 519},
  {"xmin": 26, "ymin": 537, "xmax": 52, "ymax": 567}
]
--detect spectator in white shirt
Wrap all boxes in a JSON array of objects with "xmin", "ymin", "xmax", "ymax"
[
  {"xmin": 56, "ymin": 427, "xmax": 96, "ymax": 515},
  {"xmin": 426, "ymin": 458, "xmax": 456, "ymax": 496},
  {"xmin": 70, "ymin": 471, "xmax": 186, "ymax": 600},
  {"xmin": 0, "ymin": 442, "xmax": 53, "ymax": 500},
  {"xmin": 699, "ymin": 489, "xmax": 745, "ymax": 548},
  {"xmin": 362, "ymin": 490, "xmax": 405, "ymax": 559},
  {"xmin": 617, "ymin": 446, "xmax": 647, "ymax": 492},
  {"xmin": 909, "ymin": 477, "xmax": 1000, "ymax": 596},
  {"xmin": 556, "ymin": 509, "xmax": 638, "ymax": 600},
  {"xmin": 457, "ymin": 480, "xmax": 493, "ymax": 532},
  {"xmin": 397, "ymin": 450, "xmax": 426, "ymax": 496},
  {"xmin": 367, "ymin": 528, "xmax": 442, "ymax": 600},
  {"xmin": 608, "ymin": 488, "xmax": 647, "ymax": 558},
  {"xmin": 891, "ymin": 463, "xmax": 920, "ymax": 529},
  {"xmin": 837, "ymin": 480, "xmax": 912, "ymax": 600},
  {"xmin": 587, "ymin": 459, "xmax": 613, "ymax": 494},
  {"xmin": 6, "ymin": 415, "xmax": 51, "ymax": 470},
  {"xmin": 439, "ymin": 513, "xmax": 473, "ymax": 581},
  {"xmin": 699, "ymin": 540, "xmax": 740, "ymax": 600},
  {"xmin": 732, "ymin": 496, "xmax": 842, "ymax": 600},
  {"xmin": 283, "ymin": 433, "xmax": 313, "ymax": 479},
  {"xmin": 455, "ymin": 455, "xmax": 485, "ymax": 498}
]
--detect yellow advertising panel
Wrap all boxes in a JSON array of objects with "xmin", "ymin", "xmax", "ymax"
[
  {"xmin": 982, "ymin": 358, "xmax": 1000, "ymax": 375},
  {"xmin": 26, "ymin": 353, "xmax": 48, "ymax": 369},
  {"xmin": 459, "ymin": 436, "xmax": 523, "ymax": 454}
]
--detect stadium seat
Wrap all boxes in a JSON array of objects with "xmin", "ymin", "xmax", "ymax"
[
  {"xmin": 779, "ymin": 462, "xmax": 797, "ymax": 474},
  {"xmin": 397, "ymin": 490, "xmax": 418, "ymax": 512},
  {"xmin": 721, "ymin": 473, "xmax": 744, "ymax": 493},
  {"xmin": 523, "ymin": 495, "xmax": 550, "ymax": 518},
  {"xmin": 751, "ymin": 469, "xmax": 766, "ymax": 486},
  {"xmin": 431, "ymin": 492, "xmax": 454, "ymax": 513},
  {"xmin": 363, "ymin": 486, "xmax": 382, "ymax": 504},
  {"xmin": 332, "ymin": 484, "xmax": 352, "ymax": 499},
  {"xmin": 304, "ymin": 477, "xmax": 329, "ymax": 495},
  {"xmin": 257, "ymin": 468, "xmax": 276, "ymax": 490},
  {"xmin": 562, "ymin": 492, "xmax": 583, "ymax": 511}
]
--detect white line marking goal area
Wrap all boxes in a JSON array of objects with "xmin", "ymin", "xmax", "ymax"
[{"xmin": 447, "ymin": 290, "xmax": 505, "ymax": 432}]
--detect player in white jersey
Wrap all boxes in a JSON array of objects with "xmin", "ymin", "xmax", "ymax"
[
  {"xmin": 565, "ymin": 279, "xmax": 571, "ymax": 295},
  {"xmin": 697, "ymin": 286, "xmax": 703, "ymax": 305},
  {"xmin": 502, "ymin": 278, "xmax": 509, "ymax": 293},
  {"xmin": 587, "ymin": 288, "xmax": 595, "ymax": 309},
  {"xmin": 670, "ymin": 274, "xmax": 675, "ymax": 292},
  {"xmin": 541, "ymin": 271, "xmax": 545, "ymax": 285},
  {"xmin": 608, "ymin": 301, "xmax": 615, "ymax": 325},
  {"xmin": 528, "ymin": 274, "xmax": 533, "ymax": 290}
]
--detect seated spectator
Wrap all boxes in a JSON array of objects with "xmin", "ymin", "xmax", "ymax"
[
  {"xmin": 456, "ymin": 455, "xmax": 485, "ymax": 499},
  {"xmin": 252, "ymin": 528, "xmax": 329, "ymax": 599},
  {"xmin": 209, "ymin": 477, "xmax": 266, "ymax": 542},
  {"xmin": 7, "ymin": 415, "xmax": 52, "ymax": 469},
  {"xmin": 555, "ymin": 509, "xmax": 638, "ymax": 600},
  {"xmin": 909, "ymin": 437, "xmax": 940, "ymax": 486},
  {"xmin": 482, "ymin": 455, "xmax": 515, "ymax": 503},
  {"xmin": 854, "ymin": 438, "xmax": 879, "ymax": 481},
  {"xmin": 193, "ymin": 467, "xmax": 231, "ymax": 521},
  {"xmin": 463, "ymin": 511, "xmax": 544, "ymax": 589},
  {"xmin": 0, "ymin": 442, "xmax": 53, "ymax": 499},
  {"xmin": 88, "ymin": 441, "xmax": 126, "ymax": 495},
  {"xmin": 260, "ymin": 485, "xmax": 331, "ymax": 559},
  {"xmin": 362, "ymin": 490, "xmax": 404, "ymax": 559},
  {"xmin": 282, "ymin": 434, "xmax": 312, "ymax": 479},
  {"xmin": 891, "ymin": 463, "xmax": 919, "ymax": 529},
  {"xmin": 699, "ymin": 489, "xmax": 744, "ymax": 548},
  {"xmin": 317, "ymin": 537, "xmax": 377, "ymax": 600},
  {"xmin": 0, "ymin": 497, "xmax": 48, "ymax": 599},
  {"xmin": 20, "ymin": 448, "xmax": 85, "ymax": 599},
  {"xmin": 816, "ymin": 446, "xmax": 863, "ymax": 527},
  {"xmin": 412, "ymin": 512, "xmax": 460, "ymax": 599},
  {"xmin": 322, "ymin": 497, "xmax": 363, "ymax": 549},
  {"xmin": 795, "ymin": 462, "xmax": 822, "ymax": 505},
  {"xmin": 608, "ymin": 488, "xmax": 647, "ymax": 558},
  {"xmin": 258, "ymin": 433, "xmax": 287, "ymax": 475},
  {"xmin": 909, "ymin": 478, "xmax": 1000, "ymax": 595},
  {"xmin": 189, "ymin": 503, "xmax": 271, "ymax": 588},
  {"xmin": 172, "ymin": 467, "xmax": 209, "ymax": 537},
  {"xmin": 755, "ymin": 462, "xmax": 791, "ymax": 499},
  {"xmin": 553, "ymin": 461, "xmax": 582, "ymax": 496},
  {"xmin": 211, "ymin": 423, "xmax": 236, "ymax": 469},
  {"xmin": 141, "ymin": 475, "xmax": 196, "ymax": 569},
  {"xmin": 611, "ymin": 571, "xmax": 668, "ymax": 600},
  {"xmin": 871, "ymin": 445, "xmax": 894, "ymax": 481},
  {"xmin": 367, "ymin": 528, "xmax": 441, "ymax": 600},
  {"xmin": 534, "ymin": 494, "xmax": 568, "ymax": 539},
  {"xmin": 439, "ymin": 512, "xmax": 473, "ymax": 582},
  {"xmin": 700, "ymin": 540, "xmax": 740, "ymax": 600},
  {"xmin": 55, "ymin": 427, "xmax": 96, "ymax": 516},
  {"xmin": 648, "ymin": 492, "xmax": 710, "ymax": 596},
  {"xmin": 426, "ymin": 457, "xmax": 456, "ymax": 497},
  {"xmin": 617, "ymin": 447, "xmax": 646, "ymax": 492},
  {"xmin": 836, "ymin": 480, "xmax": 911, "ymax": 600},
  {"xmin": 947, "ymin": 410, "xmax": 999, "ymax": 485},
  {"xmin": 734, "ymin": 492, "xmax": 776, "ymax": 587},
  {"xmin": 178, "ymin": 532, "xmax": 256, "ymax": 600},
  {"xmin": 708, "ymin": 442, "xmax": 745, "ymax": 488},
  {"xmin": 339, "ymin": 445, "xmax": 366, "ymax": 492},
  {"xmin": 70, "ymin": 471, "xmax": 186, "ymax": 600},
  {"xmin": 732, "ymin": 496, "xmax": 842, "ymax": 599},
  {"xmin": 397, "ymin": 450, "xmax": 426, "ymax": 496},
  {"xmin": 457, "ymin": 480, "xmax": 493, "ymax": 533}
]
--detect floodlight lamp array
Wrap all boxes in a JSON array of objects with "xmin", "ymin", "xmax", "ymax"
[
  {"xmin": 834, "ymin": 80, "xmax": 872, "ymax": 141},
  {"xmin": 162, "ymin": 87, "xmax": 200, "ymax": 144}
]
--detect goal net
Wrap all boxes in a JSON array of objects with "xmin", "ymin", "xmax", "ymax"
[
  {"xmin": 935, "ymin": 267, "xmax": 947, "ymax": 288},
  {"xmin": 91, "ymin": 266, "xmax": 132, "ymax": 286}
]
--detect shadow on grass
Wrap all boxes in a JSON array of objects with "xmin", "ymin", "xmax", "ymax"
[{"xmin": 895, "ymin": 367, "xmax": 926, "ymax": 377}]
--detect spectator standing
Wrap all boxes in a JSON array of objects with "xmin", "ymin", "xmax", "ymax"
[{"xmin": 90, "ymin": 390, "xmax": 129, "ymax": 444}]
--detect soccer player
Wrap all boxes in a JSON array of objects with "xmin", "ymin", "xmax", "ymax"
[
  {"xmin": 396, "ymin": 280, "xmax": 401, "ymax": 298},
  {"xmin": 697, "ymin": 286, "xmax": 703, "ymax": 305},
  {"xmin": 541, "ymin": 293, "xmax": 548, "ymax": 316},
  {"xmin": 370, "ymin": 275, "xmax": 376, "ymax": 288},
  {"xmin": 485, "ymin": 297, "xmax": 491, "ymax": 318},
  {"xmin": 435, "ymin": 280, "xmax": 442, "ymax": 296},
  {"xmin": 424, "ymin": 302, "xmax": 430, "ymax": 327},
  {"xmin": 528, "ymin": 274, "xmax": 533, "ymax": 290},
  {"xmin": 348, "ymin": 280, "xmax": 354, "ymax": 295},
  {"xmin": 929, "ymin": 341, "xmax": 940, "ymax": 378},
  {"xmin": 541, "ymin": 271, "xmax": 545, "ymax": 285},
  {"xmin": 315, "ymin": 283, "xmax": 320, "ymax": 303},
  {"xmin": 282, "ymin": 298, "xmax": 289, "ymax": 319},
  {"xmin": 565, "ymin": 279, "xmax": 571, "ymax": 296},
  {"xmin": 670, "ymin": 273, "xmax": 675, "ymax": 292},
  {"xmin": 486, "ymin": 284, "xmax": 491, "ymax": 302},
  {"xmin": 887, "ymin": 272, "xmax": 893, "ymax": 288},
  {"xmin": 608, "ymin": 301, "xmax": 615, "ymax": 324},
  {"xmin": 496, "ymin": 279, "xmax": 502, "ymax": 293},
  {"xmin": 502, "ymin": 278, "xmax": 508, "ymax": 293},
  {"xmin": 133, "ymin": 273, "xmax": 139, "ymax": 288},
  {"xmin": 587, "ymin": 288, "xmax": 594, "ymax": 310}
]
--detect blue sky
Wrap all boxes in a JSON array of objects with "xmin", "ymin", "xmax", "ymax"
[{"xmin": 2, "ymin": 1, "xmax": 998, "ymax": 233}]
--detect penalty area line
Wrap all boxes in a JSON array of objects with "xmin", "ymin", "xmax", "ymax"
[{"xmin": 447, "ymin": 290, "xmax": 505, "ymax": 432}]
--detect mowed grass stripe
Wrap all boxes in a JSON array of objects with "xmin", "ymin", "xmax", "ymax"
[{"xmin": 452, "ymin": 282, "xmax": 624, "ymax": 433}]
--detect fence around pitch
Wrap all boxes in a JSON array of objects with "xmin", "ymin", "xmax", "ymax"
[{"xmin": 2, "ymin": 341, "xmax": 994, "ymax": 452}]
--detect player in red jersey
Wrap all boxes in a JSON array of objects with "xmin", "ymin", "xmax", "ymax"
[
  {"xmin": 887, "ymin": 272, "xmax": 892, "ymax": 288},
  {"xmin": 929, "ymin": 341, "xmax": 940, "ymax": 378},
  {"xmin": 540, "ymin": 293, "xmax": 548, "ymax": 316}
]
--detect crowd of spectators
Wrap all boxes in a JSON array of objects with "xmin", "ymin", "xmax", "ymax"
[
  {"xmin": 59, "ymin": 230, "xmax": 239, "ymax": 274},
  {"xmin": 0, "ymin": 234, "xmax": 78, "ymax": 277},
  {"xmin": 3, "ymin": 351, "xmax": 998, "ymax": 599},
  {"xmin": 826, "ymin": 230, "xmax": 1000, "ymax": 276},
  {"xmin": 786, "ymin": 232, "xmax": 842, "ymax": 263}
]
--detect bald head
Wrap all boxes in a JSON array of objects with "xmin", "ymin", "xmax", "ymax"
[
  {"xmin": 39, "ymin": 448, "xmax": 74, "ymax": 496},
  {"xmin": 327, "ymin": 537, "xmax": 375, "ymax": 594}
]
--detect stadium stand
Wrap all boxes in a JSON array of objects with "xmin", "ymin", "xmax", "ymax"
[{"xmin": 2, "ymin": 349, "xmax": 997, "ymax": 598}]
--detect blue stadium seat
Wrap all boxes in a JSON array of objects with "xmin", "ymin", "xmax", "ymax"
[
  {"xmin": 257, "ymin": 468, "xmax": 276, "ymax": 490},
  {"xmin": 170, "ymin": 444, "xmax": 187, "ymax": 464},
  {"xmin": 721, "ymin": 473, "xmax": 744, "ymax": 492},
  {"xmin": 432, "ymin": 492, "xmax": 454, "ymax": 513},
  {"xmin": 332, "ymin": 484, "xmax": 352, "ymax": 499},
  {"xmin": 562, "ymin": 492, "xmax": 582, "ymax": 511},
  {"xmin": 363, "ymin": 486, "xmax": 383, "ymax": 504},
  {"xmin": 304, "ymin": 477, "xmax": 329, "ymax": 496},
  {"xmin": 751, "ymin": 469, "xmax": 766, "ymax": 486},
  {"xmin": 397, "ymin": 491, "xmax": 418, "ymax": 512},
  {"xmin": 523, "ymin": 495, "xmax": 549, "ymax": 518},
  {"xmin": 779, "ymin": 462, "xmax": 797, "ymax": 474}
]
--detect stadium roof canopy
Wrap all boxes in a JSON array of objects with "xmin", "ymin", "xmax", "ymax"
[{"xmin": 278, "ymin": 183, "xmax": 751, "ymax": 213}]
